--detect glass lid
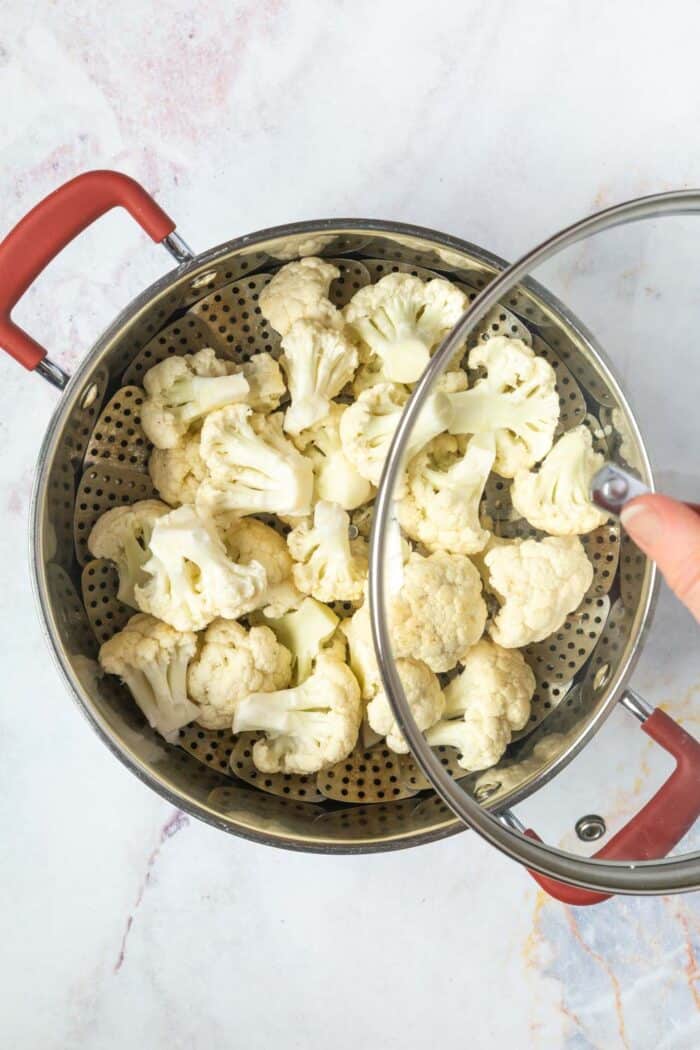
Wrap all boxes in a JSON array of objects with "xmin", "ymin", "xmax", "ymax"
[{"xmin": 369, "ymin": 192, "xmax": 700, "ymax": 899}]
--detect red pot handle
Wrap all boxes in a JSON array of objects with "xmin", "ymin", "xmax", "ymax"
[
  {"xmin": 525, "ymin": 707, "xmax": 700, "ymax": 905},
  {"xmin": 0, "ymin": 170, "xmax": 176, "ymax": 371}
]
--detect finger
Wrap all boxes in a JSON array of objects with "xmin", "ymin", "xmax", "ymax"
[{"xmin": 620, "ymin": 494, "xmax": 700, "ymax": 622}]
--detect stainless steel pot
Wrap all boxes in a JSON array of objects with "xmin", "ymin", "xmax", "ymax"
[{"xmin": 3, "ymin": 171, "xmax": 689, "ymax": 879}]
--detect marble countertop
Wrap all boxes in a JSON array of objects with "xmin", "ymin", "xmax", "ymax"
[{"xmin": 3, "ymin": 2, "xmax": 700, "ymax": 1047}]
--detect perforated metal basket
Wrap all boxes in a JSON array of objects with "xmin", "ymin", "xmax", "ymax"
[{"xmin": 0, "ymin": 172, "xmax": 659, "ymax": 858}]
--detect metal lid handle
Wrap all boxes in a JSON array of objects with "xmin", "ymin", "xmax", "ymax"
[{"xmin": 591, "ymin": 463, "xmax": 700, "ymax": 517}]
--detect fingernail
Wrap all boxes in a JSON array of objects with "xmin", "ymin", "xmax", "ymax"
[{"xmin": 620, "ymin": 502, "xmax": 662, "ymax": 546}]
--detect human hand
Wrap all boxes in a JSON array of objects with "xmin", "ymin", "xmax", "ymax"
[{"xmin": 621, "ymin": 494, "xmax": 700, "ymax": 622}]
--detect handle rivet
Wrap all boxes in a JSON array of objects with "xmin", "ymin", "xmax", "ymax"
[
  {"xmin": 601, "ymin": 476, "xmax": 629, "ymax": 501},
  {"xmin": 475, "ymin": 781, "xmax": 501, "ymax": 802},
  {"xmin": 190, "ymin": 270, "xmax": 218, "ymax": 291},
  {"xmin": 575, "ymin": 814, "xmax": 607, "ymax": 842},
  {"xmin": 593, "ymin": 662, "xmax": 610, "ymax": 690},
  {"xmin": 80, "ymin": 382, "xmax": 98, "ymax": 409}
]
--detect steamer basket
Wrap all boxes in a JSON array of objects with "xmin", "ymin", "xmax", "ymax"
[{"xmin": 0, "ymin": 172, "xmax": 661, "ymax": 862}]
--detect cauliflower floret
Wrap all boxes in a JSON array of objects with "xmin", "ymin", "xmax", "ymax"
[
  {"xmin": 240, "ymin": 352, "xmax": 286, "ymax": 413},
  {"xmin": 389, "ymin": 551, "xmax": 487, "ymax": 673},
  {"xmin": 187, "ymin": 619, "xmax": 292, "ymax": 729},
  {"xmin": 99, "ymin": 613, "xmax": 198, "ymax": 741},
  {"xmin": 398, "ymin": 432, "xmax": 495, "ymax": 555},
  {"xmin": 511, "ymin": 424, "xmax": 608, "ymax": 535},
  {"xmin": 426, "ymin": 711, "xmax": 512, "ymax": 772},
  {"xmin": 344, "ymin": 273, "xmax": 467, "ymax": 383},
  {"xmin": 281, "ymin": 319, "xmax": 358, "ymax": 434},
  {"xmin": 187, "ymin": 347, "xmax": 231, "ymax": 377},
  {"xmin": 295, "ymin": 404, "xmax": 373, "ymax": 511},
  {"xmin": 259, "ymin": 257, "xmax": 341, "ymax": 337},
  {"xmin": 87, "ymin": 499, "xmax": 170, "ymax": 607},
  {"xmin": 287, "ymin": 500, "xmax": 368, "ymax": 603},
  {"xmin": 190, "ymin": 346, "xmax": 285, "ymax": 413},
  {"xmin": 217, "ymin": 514, "xmax": 301, "ymax": 616},
  {"xmin": 233, "ymin": 651, "xmax": 362, "ymax": 774},
  {"xmin": 352, "ymin": 348, "xmax": 469, "ymax": 398},
  {"xmin": 219, "ymin": 515, "xmax": 292, "ymax": 584},
  {"xmin": 196, "ymin": 405, "xmax": 313, "ymax": 519},
  {"xmin": 611, "ymin": 407, "xmax": 640, "ymax": 470},
  {"xmin": 263, "ymin": 596, "xmax": 339, "ymax": 683},
  {"xmin": 141, "ymin": 349, "xmax": 249, "ymax": 449},
  {"xmin": 351, "ymin": 354, "xmax": 400, "ymax": 397},
  {"xmin": 342, "ymin": 600, "xmax": 381, "ymax": 699},
  {"xmin": 339, "ymin": 381, "xmax": 453, "ymax": 486},
  {"xmin": 269, "ymin": 233, "xmax": 337, "ymax": 261},
  {"xmin": 148, "ymin": 432, "xmax": 206, "ymax": 507},
  {"xmin": 428, "ymin": 638, "xmax": 541, "ymax": 772},
  {"xmin": 448, "ymin": 337, "xmax": 560, "ymax": 477},
  {"xmin": 135, "ymin": 505, "xmax": 267, "ymax": 631},
  {"xmin": 485, "ymin": 536, "xmax": 593, "ymax": 648},
  {"xmin": 444, "ymin": 639, "xmax": 534, "ymax": 728},
  {"xmin": 435, "ymin": 369, "xmax": 470, "ymax": 396},
  {"xmin": 350, "ymin": 501, "xmax": 374, "ymax": 541},
  {"xmin": 367, "ymin": 658, "xmax": 445, "ymax": 754},
  {"xmin": 321, "ymin": 627, "xmax": 349, "ymax": 664}
]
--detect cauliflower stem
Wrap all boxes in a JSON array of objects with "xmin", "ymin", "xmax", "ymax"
[
  {"xmin": 398, "ymin": 432, "xmax": 495, "ymax": 554},
  {"xmin": 295, "ymin": 404, "xmax": 372, "ymax": 510},
  {"xmin": 263, "ymin": 596, "xmax": 339, "ymax": 683}
]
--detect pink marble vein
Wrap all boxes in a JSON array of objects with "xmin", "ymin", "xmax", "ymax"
[{"xmin": 114, "ymin": 809, "xmax": 189, "ymax": 974}]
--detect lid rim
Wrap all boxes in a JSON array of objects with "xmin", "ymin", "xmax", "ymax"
[{"xmin": 370, "ymin": 188, "xmax": 700, "ymax": 895}]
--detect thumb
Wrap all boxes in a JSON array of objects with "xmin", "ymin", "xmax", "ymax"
[{"xmin": 620, "ymin": 494, "xmax": 700, "ymax": 622}]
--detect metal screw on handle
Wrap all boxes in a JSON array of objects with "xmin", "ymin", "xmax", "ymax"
[
  {"xmin": 162, "ymin": 231, "xmax": 195, "ymax": 264},
  {"xmin": 575, "ymin": 815, "xmax": 607, "ymax": 842},
  {"xmin": 619, "ymin": 690, "xmax": 654, "ymax": 722},
  {"xmin": 499, "ymin": 810, "xmax": 526, "ymax": 833},
  {"xmin": 35, "ymin": 357, "xmax": 70, "ymax": 391}
]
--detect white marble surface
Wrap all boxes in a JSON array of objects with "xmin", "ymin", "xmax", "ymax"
[{"xmin": 3, "ymin": 2, "xmax": 700, "ymax": 1047}]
